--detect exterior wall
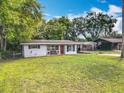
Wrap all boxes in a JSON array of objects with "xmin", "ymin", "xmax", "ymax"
[
  {"xmin": 22, "ymin": 44, "xmax": 78, "ymax": 58},
  {"xmin": 64, "ymin": 45, "xmax": 77, "ymax": 54},
  {"xmin": 23, "ymin": 45, "xmax": 47, "ymax": 57}
]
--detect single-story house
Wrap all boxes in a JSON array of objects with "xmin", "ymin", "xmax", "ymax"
[
  {"xmin": 77, "ymin": 42, "xmax": 96, "ymax": 51},
  {"xmin": 95, "ymin": 38, "xmax": 122, "ymax": 50},
  {"xmin": 21, "ymin": 40, "xmax": 81, "ymax": 57}
]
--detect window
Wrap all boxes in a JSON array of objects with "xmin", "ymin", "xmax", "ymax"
[
  {"xmin": 73, "ymin": 45, "xmax": 75, "ymax": 51},
  {"xmin": 47, "ymin": 45, "xmax": 59, "ymax": 51},
  {"xmin": 47, "ymin": 45, "xmax": 59, "ymax": 55},
  {"xmin": 29, "ymin": 45, "xmax": 40, "ymax": 49},
  {"xmin": 67, "ymin": 45, "xmax": 71, "ymax": 52},
  {"xmin": 67, "ymin": 45, "xmax": 75, "ymax": 52}
]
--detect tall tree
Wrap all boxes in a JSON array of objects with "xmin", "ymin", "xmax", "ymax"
[
  {"xmin": 39, "ymin": 16, "xmax": 70, "ymax": 40},
  {"xmin": 0, "ymin": 0, "xmax": 43, "ymax": 51},
  {"xmin": 69, "ymin": 12, "xmax": 117, "ymax": 41},
  {"xmin": 121, "ymin": 0, "xmax": 124, "ymax": 58},
  {"xmin": 85, "ymin": 12, "xmax": 116, "ymax": 41},
  {"xmin": 67, "ymin": 17, "xmax": 84, "ymax": 41},
  {"xmin": 57, "ymin": 16, "xmax": 71, "ymax": 39}
]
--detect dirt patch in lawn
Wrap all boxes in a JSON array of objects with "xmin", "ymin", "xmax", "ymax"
[{"xmin": 99, "ymin": 54, "xmax": 120, "ymax": 57}]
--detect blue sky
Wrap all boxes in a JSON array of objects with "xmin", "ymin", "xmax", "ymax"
[{"xmin": 39, "ymin": 0, "xmax": 122, "ymax": 32}]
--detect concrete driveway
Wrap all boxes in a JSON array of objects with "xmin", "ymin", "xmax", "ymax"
[{"xmin": 99, "ymin": 54, "xmax": 121, "ymax": 57}]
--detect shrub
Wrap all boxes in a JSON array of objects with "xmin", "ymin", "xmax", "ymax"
[{"xmin": 0, "ymin": 50, "xmax": 22, "ymax": 59}]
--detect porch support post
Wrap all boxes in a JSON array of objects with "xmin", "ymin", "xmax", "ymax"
[{"xmin": 59, "ymin": 45, "xmax": 60, "ymax": 55}]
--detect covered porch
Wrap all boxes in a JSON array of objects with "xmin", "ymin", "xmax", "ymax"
[{"xmin": 47, "ymin": 44, "xmax": 77, "ymax": 55}]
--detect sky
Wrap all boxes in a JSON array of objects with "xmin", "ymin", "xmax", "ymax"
[{"xmin": 39, "ymin": 0, "xmax": 122, "ymax": 33}]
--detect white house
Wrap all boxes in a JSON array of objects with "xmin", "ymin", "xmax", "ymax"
[{"xmin": 21, "ymin": 40, "xmax": 81, "ymax": 57}]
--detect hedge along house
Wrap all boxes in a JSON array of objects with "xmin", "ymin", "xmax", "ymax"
[
  {"xmin": 95, "ymin": 38, "xmax": 122, "ymax": 50},
  {"xmin": 21, "ymin": 40, "xmax": 81, "ymax": 57}
]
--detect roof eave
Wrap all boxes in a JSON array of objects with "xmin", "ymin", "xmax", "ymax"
[{"xmin": 20, "ymin": 43, "xmax": 81, "ymax": 45}]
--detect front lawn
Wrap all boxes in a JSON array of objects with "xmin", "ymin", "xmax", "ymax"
[
  {"xmin": 80, "ymin": 50, "xmax": 121, "ymax": 54},
  {"xmin": 0, "ymin": 54, "xmax": 124, "ymax": 93}
]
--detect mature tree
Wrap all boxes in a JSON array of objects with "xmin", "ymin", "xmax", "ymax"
[
  {"xmin": 44, "ymin": 22, "xmax": 66, "ymax": 40},
  {"xmin": 121, "ymin": 0, "xmax": 124, "ymax": 58},
  {"xmin": 40, "ymin": 16, "xmax": 70, "ymax": 40},
  {"xmin": 85, "ymin": 12, "xmax": 116, "ymax": 41},
  {"xmin": 0, "ymin": 0, "xmax": 43, "ymax": 51},
  {"xmin": 67, "ymin": 17, "xmax": 84, "ymax": 41},
  {"xmin": 70, "ymin": 12, "xmax": 117, "ymax": 41},
  {"xmin": 57, "ymin": 16, "xmax": 71, "ymax": 39},
  {"xmin": 34, "ymin": 19, "xmax": 46, "ymax": 39}
]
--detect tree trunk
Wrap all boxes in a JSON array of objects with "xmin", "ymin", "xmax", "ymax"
[
  {"xmin": 3, "ymin": 38, "xmax": 7, "ymax": 51},
  {"xmin": 0, "ymin": 25, "xmax": 3, "ymax": 51},
  {"xmin": 0, "ymin": 25, "xmax": 6, "ymax": 52},
  {"xmin": 121, "ymin": 0, "xmax": 124, "ymax": 58}
]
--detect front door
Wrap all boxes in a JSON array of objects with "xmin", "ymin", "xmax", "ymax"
[{"xmin": 60, "ymin": 45, "xmax": 64, "ymax": 55}]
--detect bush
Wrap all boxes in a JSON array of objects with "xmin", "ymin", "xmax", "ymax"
[
  {"xmin": 1, "ymin": 51, "xmax": 11, "ymax": 59},
  {"xmin": 0, "ymin": 51, "xmax": 22, "ymax": 59}
]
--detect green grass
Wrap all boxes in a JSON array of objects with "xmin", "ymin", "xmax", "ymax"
[
  {"xmin": 0, "ymin": 54, "xmax": 124, "ymax": 93},
  {"xmin": 80, "ymin": 50, "xmax": 121, "ymax": 54}
]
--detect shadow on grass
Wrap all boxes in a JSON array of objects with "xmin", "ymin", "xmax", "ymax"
[{"xmin": 0, "ymin": 58, "xmax": 23, "ymax": 64}]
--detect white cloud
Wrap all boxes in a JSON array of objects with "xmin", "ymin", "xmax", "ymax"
[
  {"xmin": 43, "ymin": 13, "xmax": 51, "ymax": 17},
  {"xmin": 54, "ymin": 16, "xmax": 61, "ymax": 18},
  {"xmin": 67, "ymin": 12, "xmax": 87, "ymax": 20},
  {"xmin": 108, "ymin": 5, "xmax": 122, "ymax": 13},
  {"xmin": 67, "ymin": 13, "xmax": 82, "ymax": 20},
  {"xmin": 89, "ymin": 5, "xmax": 122, "ymax": 17},
  {"xmin": 107, "ymin": 5, "xmax": 122, "ymax": 33},
  {"xmin": 53, "ymin": 14, "xmax": 83, "ymax": 20},
  {"xmin": 90, "ymin": 7, "xmax": 103, "ymax": 13},
  {"xmin": 113, "ymin": 17, "xmax": 122, "ymax": 33},
  {"xmin": 108, "ymin": 5, "xmax": 122, "ymax": 16}
]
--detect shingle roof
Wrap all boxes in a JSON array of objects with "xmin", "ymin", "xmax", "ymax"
[
  {"xmin": 100, "ymin": 38, "xmax": 122, "ymax": 43},
  {"xmin": 21, "ymin": 40, "xmax": 81, "ymax": 45}
]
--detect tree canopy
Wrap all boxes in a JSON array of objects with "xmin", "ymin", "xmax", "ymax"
[
  {"xmin": 37, "ymin": 12, "xmax": 117, "ymax": 41},
  {"xmin": 69, "ymin": 12, "xmax": 117, "ymax": 41},
  {"xmin": 38, "ymin": 16, "xmax": 71, "ymax": 40},
  {"xmin": 0, "ymin": 0, "xmax": 43, "ymax": 51}
]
